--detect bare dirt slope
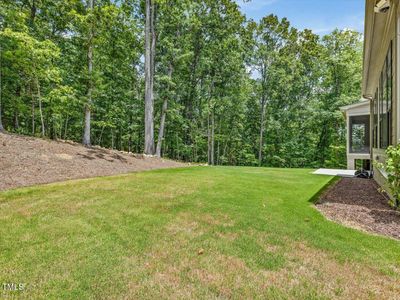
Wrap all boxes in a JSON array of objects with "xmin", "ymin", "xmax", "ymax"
[{"xmin": 0, "ymin": 132, "xmax": 186, "ymax": 191}]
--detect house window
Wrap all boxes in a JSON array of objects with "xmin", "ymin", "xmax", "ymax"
[
  {"xmin": 350, "ymin": 115, "xmax": 370, "ymax": 153},
  {"xmin": 373, "ymin": 90, "xmax": 378, "ymax": 148},
  {"xmin": 379, "ymin": 41, "xmax": 392, "ymax": 149},
  {"xmin": 387, "ymin": 41, "xmax": 393, "ymax": 145}
]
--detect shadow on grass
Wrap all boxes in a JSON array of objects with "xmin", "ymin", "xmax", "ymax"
[{"xmin": 308, "ymin": 176, "xmax": 341, "ymax": 204}]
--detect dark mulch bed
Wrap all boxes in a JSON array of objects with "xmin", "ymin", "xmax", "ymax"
[{"xmin": 316, "ymin": 178, "xmax": 400, "ymax": 240}]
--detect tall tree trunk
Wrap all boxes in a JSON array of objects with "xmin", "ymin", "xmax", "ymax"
[
  {"xmin": 83, "ymin": 0, "xmax": 94, "ymax": 146},
  {"xmin": 0, "ymin": 45, "xmax": 4, "ymax": 132},
  {"xmin": 155, "ymin": 64, "xmax": 172, "ymax": 157},
  {"xmin": 150, "ymin": 4, "xmax": 156, "ymax": 91},
  {"xmin": 144, "ymin": 0, "xmax": 155, "ymax": 154},
  {"xmin": 35, "ymin": 77, "xmax": 45, "ymax": 136},
  {"xmin": 258, "ymin": 97, "xmax": 266, "ymax": 166}
]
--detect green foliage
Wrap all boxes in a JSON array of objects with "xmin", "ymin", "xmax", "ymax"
[
  {"xmin": 378, "ymin": 145, "xmax": 400, "ymax": 207},
  {"xmin": 0, "ymin": 0, "xmax": 362, "ymax": 167}
]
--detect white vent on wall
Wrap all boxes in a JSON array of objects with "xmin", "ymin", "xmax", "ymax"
[{"xmin": 374, "ymin": 0, "xmax": 390, "ymax": 13}]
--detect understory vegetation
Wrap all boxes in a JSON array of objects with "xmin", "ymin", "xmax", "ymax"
[
  {"xmin": 379, "ymin": 145, "xmax": 400, "ymax": 207},
  {"xmin": 1, "ymin": 167, "xmax": 399, "ymax": 298},
  {"xmin": 0, "ymin": 0, "xmax": 362, "ymax": 168}
]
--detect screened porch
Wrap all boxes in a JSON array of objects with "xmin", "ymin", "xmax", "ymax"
[{"xmin": 340, "ymin": 100, "xmax": 371, "ymax": 170}]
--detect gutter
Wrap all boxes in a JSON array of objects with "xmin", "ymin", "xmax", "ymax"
[{"xmin": 362, "ymin": 0, "xmax": 376, "ymax": 97}]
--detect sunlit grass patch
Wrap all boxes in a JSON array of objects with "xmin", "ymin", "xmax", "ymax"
[{"xmin": 1, "ymin": 167, "xmax": 400, "ymax": 299}]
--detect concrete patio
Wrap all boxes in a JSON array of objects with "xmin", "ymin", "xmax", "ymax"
[{"xmin": 313, "ymin": 169, "xmax": 356, "ymax": 177}]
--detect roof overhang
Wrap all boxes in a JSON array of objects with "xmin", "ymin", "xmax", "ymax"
[
  {"xmin": 362, "ymin": 0, "xmax": 395, "ymax": 98},
  {"xmin": 340, "ymin": 99, "xmax": 370, "ymax": 112}
]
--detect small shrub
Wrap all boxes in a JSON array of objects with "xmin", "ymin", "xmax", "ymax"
[{"xmin": 378, "ymin": 145, "xmax": 400, "ymax": 208}]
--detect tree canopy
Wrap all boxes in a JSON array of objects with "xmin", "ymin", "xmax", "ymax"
[{"xmin": 0, "ymin": 0, "xmax": 362, "ymax": 168}]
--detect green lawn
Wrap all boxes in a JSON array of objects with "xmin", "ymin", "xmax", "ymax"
[{"xmin": 1, "ymin": 167, "xmax": 400, "ymax": 299}]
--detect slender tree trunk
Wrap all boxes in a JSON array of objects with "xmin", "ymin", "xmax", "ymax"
[
  {"xmin": 155, "ymin": 65, "xmax": 172, "ymax": 157},
  {"xmin": 211, "ymin": 108, "xmax": 215, "ymax": 166},
  {"xmin": 0, "ymin": 45, "xmax": 4, "ymax": 132},
  {"xmin": 119, "ymin": 125, "xmax": 122, "ymax": 150},
  {"xmin": 207, "ymin": 79, "xmax": 215, "ymax": 165},
  {"xmin": 83, "ymin": 0, "xmax": 94, "ymax": 146},
  {"xmin": 31, "ymin": 89, "xmax": 35, "ymax": 134},
  {"xmin": 207, "ymin": 105, "xmax": 211, "ymax": 165},
  {"xmin": 35, "ymin": 77, "xmax": 45, "ymax": 136},
  {"xmin": 129, "ymin": 61, "xmax": 137, "ymax": 153},
  {"xmin": 217, "ymin": 122, "xmax": 221, "ymax": 165},
  {"xmin": 48, "ymin": 97, "xmax": 55, "ymax": 140},
  {"xmin": 14, "ymin": 112, "xmax": 19, "ymax": 130},
  {"xmin": 14, "ymin": 105, "xmax": 19, "ymax": 130},
  {"xmin": 137, "ymin": 123, "xmax": 142, "ymax": 153},
  {"xmin": 111, "ymin": 129, "xmax": 114, "ymax": 149},
  {"xmin": 156, "ymin": 98, "xmax": 168, "ymax": 157},
  {"xmin": 144, "ymin": 0, "xmax": 155, "ymax": 154},
  {"xmin": 64, "ymin": 115, "xmax": 69, "ymax": 139},
  {"xmin": 176, "ymin": 133, "xmax": 179, "ymax": 160},
  {"xmin": 128, "ymin": 108, "xmax": 132, "ymax": 153},
  {"xmin": 83, "ymin": 105, "xmax": 91, "ymax": 145},
  {"xmin": 97, "ymin": 125, "xmax": 105, "ymax": 145},
  {"xmin": 258, "ymin": 97, "xmax": 266, "ymax": 167}
]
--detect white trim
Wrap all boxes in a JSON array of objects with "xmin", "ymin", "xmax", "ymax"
[
  {"xmin": 340, "ymin": 100, "xmax": 370, "ymax": 112},
  {"xmin": 347, "ymin": 153, "xmax": 371, "ymax": 158},
  {"xmin": 347, "ymin": 112, "xmax": 370, "ymax": 117}
]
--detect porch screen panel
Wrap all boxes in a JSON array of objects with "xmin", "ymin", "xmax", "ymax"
[{"xmin": 350, "ymin": 115, "xmax": 370, "ymax": 153}]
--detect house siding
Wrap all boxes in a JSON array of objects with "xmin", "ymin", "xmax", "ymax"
[{"xmin": 364, "ymin": 0, "xmax": 399, "ymax": 196}]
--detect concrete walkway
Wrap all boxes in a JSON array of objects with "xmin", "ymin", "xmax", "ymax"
[{"xmin": 313, "ymin": 168, "xmax": 356, "ymax": 177}]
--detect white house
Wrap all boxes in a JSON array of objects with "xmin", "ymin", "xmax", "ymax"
[{"xmin": 362, "ymin": 0, "xmax": 397, "ymax": 193}]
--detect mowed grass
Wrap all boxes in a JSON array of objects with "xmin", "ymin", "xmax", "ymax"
[{"xmin": 1, "ymin": 167, "xmax": 400, "ymax": 299}]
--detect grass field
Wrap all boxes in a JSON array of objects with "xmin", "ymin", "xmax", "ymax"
[{"xmin": 1, "ymin": 167, "xmax": 400, "ymax": 299}]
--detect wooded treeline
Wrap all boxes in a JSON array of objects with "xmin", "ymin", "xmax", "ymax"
[{"xmin": 0, "ymin": 0, "xmax": 362, "ymax": 168}]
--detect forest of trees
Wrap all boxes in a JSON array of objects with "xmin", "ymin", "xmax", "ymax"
[{"xmin": 0, "ymin": 0, "xmax": 362, "ymax": 168}]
